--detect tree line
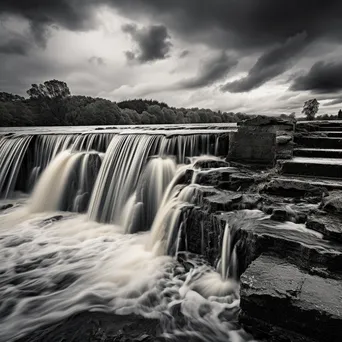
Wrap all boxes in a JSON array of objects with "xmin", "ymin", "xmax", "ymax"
[{"xmin": 0, "ymin": 80, "xmax": 252, "ymax": 127}]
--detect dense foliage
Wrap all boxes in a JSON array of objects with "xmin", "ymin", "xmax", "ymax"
[
  {"xmin": 302, "ymin": 99, "xmax": 320, "ymax": 121},
  {"xmin": 0, "ymin": 80, "xmax": 253, "ymax": 127}
]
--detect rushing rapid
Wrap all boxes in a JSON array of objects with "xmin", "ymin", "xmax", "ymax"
[{"xmin": 0, "ymin": 124, "xmax": 258, "ymax": 342}]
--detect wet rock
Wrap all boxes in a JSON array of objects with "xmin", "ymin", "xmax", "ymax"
[
  {"xmin": 306, "ymin": 213, "xmax": 342, "ymax": 243},
  {"xmin": 202, "ymin": 192, "xmax": 262, "ymax": 213},
  {"xmin": 270, "ymin": 209, "xmax": 288, "ymax": 222},
  {"xmin": 261, "ymin": 178, "xmax": 327, "ymax": 200},
  {"xmin": 220, "ymin": 211, "xmax": 342, "ymax": 278},
  {"xmin": 229, "ymin": 173, "xmax": 255, "ymax": 191},
  {"xmin": 240, "ymin": 254, "xmax": 342, "ymax": 342},
  {"xmin": 320, "ymin": 191, "xmax": 342, "ymax": 214},
  {"xmin": 40, "ymin": 215, "xmax": 64, "ymax": 226},
  {"xmin": 194, "ymin": 167, "xmax": 239, "ymax": 187},
  {"xmin": 276, "ymin": 135, "xmax": 292, "ymax": 145},
  {"xmin": 0, "ymin": 203, "xmax": 13, "ymax": 210},
  {"xmin": 15, "ymin": 311, "xmax": 162, "ymax": 342},
  {"xmin": 193, "ymin": 159, "xmax": 229, "ymax": 169}
]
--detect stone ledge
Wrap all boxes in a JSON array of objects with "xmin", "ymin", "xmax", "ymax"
[{"xmin": 240, "ymin": 254, "xmax": 342, "ymax": 342}]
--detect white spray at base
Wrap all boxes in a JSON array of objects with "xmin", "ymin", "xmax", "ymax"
[{"xmin": 0, "ymin": 209, "xmax": 255, "ymax": 342}]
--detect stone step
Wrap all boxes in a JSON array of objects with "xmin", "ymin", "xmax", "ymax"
[
  {"xmin": 319, "ymin": 131, "xmax": 342, "ymax": 137},
  {"xmin": 294, "ymin": 148, "xmax": 342, "ymax": 158},
  {"xmin": 294, "ymin": 136, "xmax": 342, "ymax": 149},
  {"xmin": 279, "ymin": 157, "xmax": 342, "ymax": 179},
  {"xmin": 316, "ymin": 126, "xmax": 342, "ymax": 131},
  {"xmin": 240, "ymin": 254, "xmax": 342, "ymax": 342},
  {"xmin": 271, "ymin": 176, "xmax": 342, "ymax": 191},
  {"xmin": 297, "ymin": 121, "xmax": 342, "ymax": 128}
]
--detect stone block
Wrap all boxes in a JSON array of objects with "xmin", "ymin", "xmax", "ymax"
[{"xmin": 228, "ymin": 131, "xmax": 276, "ymax": 165}]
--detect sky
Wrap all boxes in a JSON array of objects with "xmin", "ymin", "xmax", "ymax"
[{"xmin": 1, "ymin": 1, "xmax": 342, "ymax": 115}]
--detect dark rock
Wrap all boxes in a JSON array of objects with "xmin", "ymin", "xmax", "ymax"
[
  {"xmin": 0, "ymin": 203, "xmax": 13, "ymax": 210},
  {"xmin": 220, "ymin": 211, "xmax": 342, "ymax": 278},
  {"xmin": 320, "ymin": 191, "xmax": 342, "ymax": 214},
  {"xmin": 202, "ymin": 192, "xmax": 262, "ymax": 213},
  {"xmin": 240, "ymin": 115, "xmax": 295, "ymax": 128},
  {"xmin": 229, "ymin": 173, "xmax": 255, "ymax": 191},
  {"xmin": 194, "ymin": 167, "xmax": 239, "ymax": 187},
  {"xmin": 276, "ymin": 135, "xmax": 292, "ymax": 145},
  {"xmin": 262, "ymin": 178, "xmax": 327, "ymax": 199},
  {"xmin": 270, "ymin": 209, "xmax": 288, "ymax": 222},
  {"xmin": 15, "ymin": 311, "xmax": 162, "ymax": 342},
  {"xmin": 228, "ymin": 131, "xmax": 276, "ymax": 165},
  {"xmin": 240, "ymin": 254, "xmax": 342, "ymax": 342},
  {"xmin": 306, "ymin": 213, "xmax": 342, "ymax": 242},
  {"xmin": 40, "ymin": 215, "xmax": 64, "ymax": 226},
  {"xmin": 193, "ymin": 159, "xmax": 229, "ymax": 169}
]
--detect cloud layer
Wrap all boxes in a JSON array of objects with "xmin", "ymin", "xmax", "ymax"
[
  {"xmin": 0, "ymin": 1, "xmax": 342, "ymax": 114},
  {"xmin": 122, "ymin": 24, "xmax": 172, "ymax": 63}
]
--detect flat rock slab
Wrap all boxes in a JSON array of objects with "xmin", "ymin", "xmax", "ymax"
[
  {"xmin": 320, "ymin": 190, "xmax": 342, "ymax": 214},
  {"xmin": 240, "ymin": 254, "xmax": 342, "ymax": 342},
  {"xmin": 15, "ymin": 311, "xmax": 161, "ymax": 342},
  {"xmin": 307, "ymin": 213, "xmax": 342, "ymax": 242},
  {"xmin": 219, "ymin": 210, "xmax": 342, "ymax": 278}
]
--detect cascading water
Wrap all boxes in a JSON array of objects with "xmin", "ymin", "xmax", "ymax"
[
  {"xmin": 0, "ymin": 125, "xmax": 258, "ymax": 342},
  {"xmin": 0, "ymin": 134, "xmax": 32, "ymax": 198},
  {"xmin": 88, "ymin": 133, "xmax": 222, "ymax": 225},
  {"xmin": 29, "ymin": 150, "xmax": 102, "ymax": 213}
]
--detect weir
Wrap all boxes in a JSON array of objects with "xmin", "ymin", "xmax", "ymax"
[{"xmin": 2, "ymin": 121, "xmax": 339, "ymax": 342}]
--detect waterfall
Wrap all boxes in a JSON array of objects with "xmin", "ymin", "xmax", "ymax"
[
  {"xmin": 88, "ymin": 134, "xmax": 162, "ymax": 223},
  {"xmin": 220, "ymin": 222, "xmax": 239, "ymax": 280},
  {"xmin": 0, "ymin": 135, "xmax": 32, "ymax": 198},
  {"xmin": 29, "ymin": 150, "xmax": 102, "ymax": 213},
  {"xmin": 88, "ymin": 133, "xmax": 223, "ymax": 225},
  {"xmin": 123, "ymin": 157, "xmax": 177, "ymax": 233}
]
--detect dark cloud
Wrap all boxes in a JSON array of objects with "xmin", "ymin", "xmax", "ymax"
[
  {"xmin": 2, "ymin": 1, "xmax": 342, "ymax": 50},
  {"xmin": 291, "ymin": 61, "xmax": 342, "ymax": 93},
  {"xmin": 324, "ymin": 97, "xmax": 342, "ymax": 106},
  {"xmin": 221, "ymin": 33, "xmax": 307, "ymax": 92},
  {"xmin": 0, "ymin": 38, "xmax": 31, "ymax": 55},
  {"xmin": 111, "ymin": 0, "xmax": 342, "ymax": 50},
  {"xmin": 88, "ymin": 56, "xmax": 105, "ymax": 65},
  {"xmin": 179, "ymin": 50, "xmax": 189, "ymax": 58},
  {"xmin": 179, "ymin": 52, "xmax": 238, "ymax": 89},
  {"xmin": 122, "ymin": 23, "xmax": 172, "ymax": 63}
]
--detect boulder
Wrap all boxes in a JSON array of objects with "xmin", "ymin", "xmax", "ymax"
[
  {"xmin": 220, "ymin": 211, "xmax": 342, "ymax": 278},
  {"xmin": 270, "ymin": 209, "xmax": 288, "ymax": 222},
  {"xmin": 16, "ymin": 311, "xmax": 161, "ymax": 342},
  {"xmin": 276, "ymin": 135, "xmax": 292, "ymax": 145},
  {"xmin": 193, "ymin": 159, "xmax": 230, "ymax": 169},
  {"xmin": 320, "ymin": 191, "xmax": 342, "ymax": 214},
  {"xmin": 262, "ymin": 178, "xmax": 327, "ymax": 200},
  {"xmin": 240, "ymin": 254, "xmax": 342, "ymax": 342},
  {"xmin": 306, "ymin": 213, "xmax": 342, "ymax": 243}
]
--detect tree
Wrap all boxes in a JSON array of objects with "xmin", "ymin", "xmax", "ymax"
[
  {"xmin": 338, "ymin": 109, "xmax": 342, "ymax": 119},
  {"xmin": 27, "ymin": 80, "xmax": 71, "ymax": 99},
  {"xmin": 302, "ymin": 99, "xmax": 319, "ymax": 120}
]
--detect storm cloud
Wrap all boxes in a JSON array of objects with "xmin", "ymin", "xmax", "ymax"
[
  {"xmin": 222, "ymin": 33, "xmax": 307, "ymax": 93},
  {"xmin": 122, "ymin": 24, "xmax": 172, "ymax": 63},
  {"xmin": 0, "ymin": 1, "xmax": 342, "ymax": 114},
  {"xmin": 0, "ymin": 38, "xmax": 31, "ymax": 55},
  {"xmin": 291, "ymin": 61, "xmax": 342, "ymax": 93},
  {"xmin": 179, "ymin": 52, "xmax": 238, "ymax": 89}
]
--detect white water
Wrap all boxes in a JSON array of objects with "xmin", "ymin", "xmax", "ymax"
[
  {"xmin": 0, "ymin": 206, "xmax": 253, "ymax": 342},
  {"xmin": 0, "ymin": 127, "xmax": 255, "ymax": 342},
  {"xmin": 0, "ymin": 135, "xmax": 32, "ymax": 198}
]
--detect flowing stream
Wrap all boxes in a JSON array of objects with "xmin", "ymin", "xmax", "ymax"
[{"xmin": 0, "ymin": 125, "xmax": 257, "ymax": 342}]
